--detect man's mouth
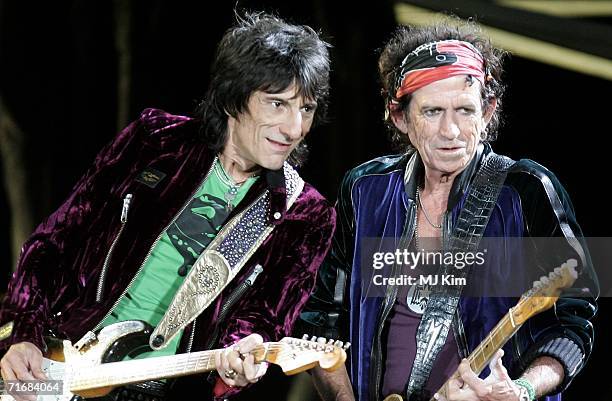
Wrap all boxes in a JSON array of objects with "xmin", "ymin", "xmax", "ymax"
[
  {"xmin": 266, "ymin": 138, "xmax": 292, "ymax": 150},
  {"xmin": 438, "ymin": 146, "xmax": 464, "ymax": 152}
]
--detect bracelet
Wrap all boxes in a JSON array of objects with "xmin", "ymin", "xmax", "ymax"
[{"xmin": 513, "ymin": 378, "xmax": 536, "ymax": 401}]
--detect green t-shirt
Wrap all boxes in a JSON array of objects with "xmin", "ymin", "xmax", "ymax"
[{"xmin": 101, "ymin": 161, "xmax": 258, "ymax": 359}]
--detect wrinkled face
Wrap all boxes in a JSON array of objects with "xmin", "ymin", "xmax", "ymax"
[
  {"xmin": 393, "ymin": 75, "xmax": 495, "ymax": 177},
  {"xmin": 226, "ymin": 83, "xmax": 317, "ymax": 170}
]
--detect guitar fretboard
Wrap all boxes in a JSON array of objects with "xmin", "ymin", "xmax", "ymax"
[
  {"xmin": 430, "ymin": 301, "xmax": 525, "ymax": 401},
  {"xmin": 465, "ymin": 308, "xmax": 520, "ymax": 373},
  {"xmin": 70, "ymin": 343, "xmax": 281, "ymax": 391}
]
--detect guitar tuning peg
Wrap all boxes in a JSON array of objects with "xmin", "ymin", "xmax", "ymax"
[
  {"xmin": 539, "ymin": 276, "xmax": 549, "ymax": 284},
  {"xmin": 302, "ymin": 334, "xmax": 309, "ymax": 340},
  {"xmin": 342, "ymin": 342, "xmax": 351, "ymax": 350},
  {"xmin": 532, "ymin": 280, "xmax": 540, "ymax": 288},
  {"xmin": 334, "ymin": 340, "xmax": 344, "ymax": 348},
  {"xmin": 327, "ymin": 339, "xmax": 335, "ymax": 345},
  {"xmin": 310, "ymin": 335, "xmax": 318, "ymax": 342},
  {"xmin": 565, "ymin": 259, "xmax": 578, "ymax": 268},
  {"xmin": 317, "ymin": 337, "xmax": 327, "ymax": 344}
]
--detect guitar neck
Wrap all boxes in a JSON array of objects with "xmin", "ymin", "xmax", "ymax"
[
  {"xmin": 432, "ymin": 304, "xmax": 524, "ymax": 401},
  {"xmin": 69, "ymin": 343, "xmax": 280, "ymax": 392},
  {"xmin": 465, "ymin": 307, "xmax": 521, "ymax": 373}
]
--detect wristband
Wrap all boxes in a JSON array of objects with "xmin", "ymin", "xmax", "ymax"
[{"xmin": 513, "ymin": 378, "xmax": 536, "ymax": 401}]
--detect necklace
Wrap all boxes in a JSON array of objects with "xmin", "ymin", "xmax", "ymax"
[
  {"xmin": 213, "ymin": 159, "xmax": 254, "ymax": 211},
  {"xmin": 416, "ymin": 186, "xmax": 442, "ymax": 229}
]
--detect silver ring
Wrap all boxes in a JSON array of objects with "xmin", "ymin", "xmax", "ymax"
[{"xmin": 224, "ymin": 368, "xmax": 237, "ymax": 379}]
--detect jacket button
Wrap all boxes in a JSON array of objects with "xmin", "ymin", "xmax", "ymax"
[{"xmin": 273, "ymin": 212, "xmax": 281, "ymax": 220}]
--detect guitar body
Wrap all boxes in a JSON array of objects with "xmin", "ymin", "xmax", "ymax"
[{"xmin": 1, "ymin": 321, "xmax": 153, "ymax": 401}]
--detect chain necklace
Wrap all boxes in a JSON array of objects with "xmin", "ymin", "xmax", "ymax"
[
  {"xmin": 416, "ymin": 186, "xmax": 442, "ymax": 229},
  {"xmin": 213, "ymin": 159, "xmax": 255, "ymax": 211}
]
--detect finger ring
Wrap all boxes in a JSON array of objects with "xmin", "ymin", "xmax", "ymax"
[
  {"xmin": 224, "ymin": 368, "xmax": 237, "ymax": 379},
  {"xmin": 231, "ymin": 345, "xmax": 246, "ymax": 360}
]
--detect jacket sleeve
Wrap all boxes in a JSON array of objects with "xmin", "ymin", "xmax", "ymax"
[
  {"xmin": 509, "ymin": 160, "xmax": 598, "ymax": 392},
  {"xmin": 0, "ymin": 112, "xmax": 157, "ymax": 352},
  {"xmin": 294, "ymin": 171, "xmax": 356, "ymax": 341},
  {"xmin": 215, "ymin": 197, "xmax": 337, "ymax": 349}
]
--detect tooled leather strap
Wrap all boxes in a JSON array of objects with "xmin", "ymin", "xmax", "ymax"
[{"xmin": 150, "ymin": 163, "xmax": 304, "ymax": 350}]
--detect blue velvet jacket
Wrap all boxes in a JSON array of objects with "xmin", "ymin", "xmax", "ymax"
[
  {"xmin": 0, "ymin": 109, "xmax": 336, "ymax": 398},
  {"xmin": 298, "ymin": 144, "xmax": 598, "ymax": 401}
]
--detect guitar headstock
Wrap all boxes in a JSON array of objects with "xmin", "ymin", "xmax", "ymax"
[
  {"xmin": 265, "ymin": 335, "xmax": 349, "ymax": 375},
  {"xmin": 513, "ymin": 259, "xmax": 578, "ymax": 325}
]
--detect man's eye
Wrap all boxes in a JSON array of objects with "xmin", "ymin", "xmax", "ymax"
[
  {"xmin": 271, "ymin": 101, "xmax": 283, "ymax": 108},
  {"xmin": 423, "ymin": 109, "xmax": 440, "ymax": 117},
  {"xmin": 458, "ymin": 107, "xmax": 475, "ymax": 115},
  {"xmin": 301, "ymin": 105, "xmax": 315, "ymax": 114}
]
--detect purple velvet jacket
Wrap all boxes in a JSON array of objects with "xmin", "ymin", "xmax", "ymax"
[{"xmin": 0, "ymin": 108, "xmax": 336, "ymax": 396}]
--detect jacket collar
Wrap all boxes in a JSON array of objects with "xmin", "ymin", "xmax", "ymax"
[{"xmin": 226, "ymin": 163, "xmax": 301, "ymax": 226}]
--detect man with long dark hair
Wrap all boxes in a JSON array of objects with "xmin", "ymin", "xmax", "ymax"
[{"xmin": 0, "ymin": 12, "xmax": 335, "ymax": 400}]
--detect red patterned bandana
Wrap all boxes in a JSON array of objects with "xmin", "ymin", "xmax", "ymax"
[{"xmin": 389, "ymin": 40, "xmax": 486, "ymax": 111}]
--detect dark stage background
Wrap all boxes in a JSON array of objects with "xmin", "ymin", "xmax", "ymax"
[{"xmin": 0, "ymin": 1, "xmax": 610, "ymax": 400}]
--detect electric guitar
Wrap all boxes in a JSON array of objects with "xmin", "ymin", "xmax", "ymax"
[
  {"xmin": 0, "ymin": 320, "xmax": 350, "ymax": 401},
  {"xmin": 383, "ymin": 259, "xmax": 579, "ymax": 401}
]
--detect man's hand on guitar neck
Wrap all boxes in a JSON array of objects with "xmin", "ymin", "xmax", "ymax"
[
  {"xmin": 434, "ymin": 350, "xmax": 521, "ymax": 401},
  {"xmin": 0, "ymin": 342, "xmax": 47, "ymax": 401},
  {"xmin": 434, "ymin": 350, "xmax": 563, "ymax": 401},
  {"xmin": 214, "ymin": 333, "xmax": 269, "ymax": 388}
]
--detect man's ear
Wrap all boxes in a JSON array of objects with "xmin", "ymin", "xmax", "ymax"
[
  {"xmin": 226, "ymin": 113, "xmax": 236, "ymax": 137},
  {"xmin": 390, "ymin": 109, "xmax": 409, "ymax": 134},
  {"xmin": 483, "ymin": 97, "xmax": 497, "ymax": 125}
]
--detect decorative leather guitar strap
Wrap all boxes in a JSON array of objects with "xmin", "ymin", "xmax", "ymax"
[
  {"xmin": 405, "ymin": 153, "xmax": 515, "ymax": 400},
  {"xmin": 150, "ymin": 163, "xmax": 304, "ymax": 349}
]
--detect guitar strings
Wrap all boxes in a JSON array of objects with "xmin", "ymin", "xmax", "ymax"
[
  {"xmin": 70, "ymin": 349, "xmax": 306, "ymax": 388},
  {"xmin": 35, "ymin": 343, "xmax": 286, "ymax": 374}
]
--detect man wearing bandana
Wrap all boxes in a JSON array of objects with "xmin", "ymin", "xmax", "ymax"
[
  {"xmin": 0, "ymin": 13, "xmax": 335, "ymax": 401},
  {"xmin": 299, "ymin": 19, "xmax": 598, "ymax": 401}
]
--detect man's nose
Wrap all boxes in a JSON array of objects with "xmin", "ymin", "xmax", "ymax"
[
  {"xmin": 280, "ymin": 109, "xmax": 303, "ymax": 139},
  {"xmin": 439, "ymin": 112, "xmax": 460, "ymax": 139}
]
